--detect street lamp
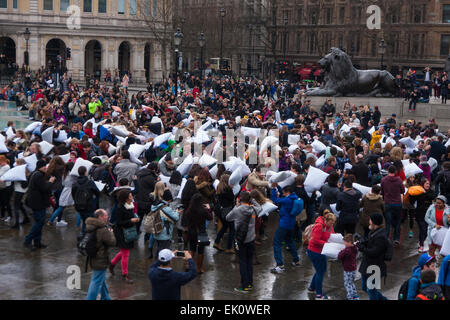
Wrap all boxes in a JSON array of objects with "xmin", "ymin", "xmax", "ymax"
[
  {"xmin": 220, "ymin": 7, "xmax": 226, "ymax": 73},
  {"xmin": 24, "ymin": 27, "xmax": 30, "ymax": 71},
  {"xmin": 199, "ymin": 32, "xmax": 205, "ymax": 78},
  {"xmin": 174, "ymin": 28, "xmax": 183, "ymax": 96},
  {"xmin": 378, "ymin": 38, "xmax": 386, "ymax": 70}
]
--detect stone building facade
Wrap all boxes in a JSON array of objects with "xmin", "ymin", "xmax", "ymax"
[
  {"xmin": 0, "ymin": 0, "xmax": 172, "ymax": 84},
  {"xmin": 267, "ymin": 0, "xmax": 450, "ymax": 77}
]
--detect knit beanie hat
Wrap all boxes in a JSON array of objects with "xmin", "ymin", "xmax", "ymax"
[{"xmin": 370, "ymin": 213, "xmax": 384, "ymax": 226}]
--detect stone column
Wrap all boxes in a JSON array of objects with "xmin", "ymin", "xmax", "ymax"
[
  {"xmin": 131, "ymin": 40, "xmax": 146, "ymax": 85},
  {"xmin": 150, "ymin": 42, "xmax": 163, "ymax": 82}
]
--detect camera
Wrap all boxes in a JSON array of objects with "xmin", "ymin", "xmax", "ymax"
[{"xmin": 176, "ymin": 251, "xmax": 185, "ymax": 257}]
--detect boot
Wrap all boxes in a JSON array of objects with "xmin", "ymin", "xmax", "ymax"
[
  {"xmin": 148, "ymin": 247, "xmax": 154, "ymax": 259},
  {"xmin": 122, "ymin": 274, "xmax": 134, "ymax": 284},
  {"xmin": 108, "ymin": 263, "xmax": 115, "ymax": 276},
  {"xmin": 196, "ymin": 254, "xmax": 205, "ymax": 274}
]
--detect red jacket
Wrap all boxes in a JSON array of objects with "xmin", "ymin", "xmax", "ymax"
[
  {"xmin": 84, "ymin": 128, "xmax": 94, "ymax": 138},
  {"xmin": 308, "ymin": 216, "xmax": 334, "ymax": 254}
]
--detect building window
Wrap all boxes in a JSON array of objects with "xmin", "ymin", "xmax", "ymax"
[
  {"xmin": 13, "ymin": 0, "xmax": 17, "ymax": 9},
  {"xmin": 283, "ymin": 10, "xmax": 289, "ymax": 24},
  {"xmin": 296, "ymin": 33, "xmax": 301, "ymax": 52},
  {"xmin": 297, "ymin": 8, "xmax": 302, "ymax": 24},
  {"xmin": 309, "ymin": 33, "xmax": 316, "ymax": 54},
  {"xmin": 98, "ymin": 0, "xmax": 107, "ymax": 13},
  {"xmin": 338, "ymin": 34, "xmax": 343, "ymax": 49},
  {"xmin": 43, "ymin": 0, "xmax": 53, "ymax": 10},
  {"xmin": 118, "ymin": 0, "xmax": 125, "ymax": 14},
  {"xmin": 326, "ymin": 8, "xmax": 332, "ymax": 24},
  {"xmin": 0, "ymin": 0, "xmax": 6, "ymax": 8},
  {"xmin": 130, "ymin": 0, "xmax": 136, "ymax": 15},
  {"xmin": 391, "ymin": 7, "xmax": 399, "ymax": 23},
  {"xmin": 60, "ymin": 0, "xmax": 70, "ymax": 12},
  {"xmin": 84, "ymin": 0, "xmax": 92, "ymax": 12},
  {"xmin": 351, "ymin": 7, "xmax": 361, "ymax": 24},
  {"xmin": 444, "ymin": 5, "xmax": 450, "ymax": 23},
  {"xmin": 153, "ymin": 0, "xmax": 157, "ymax": 16},
  {"xmin": 339, "ymin": 7, "xmax": 345, "ymax": 24},
  {"xmin": 441, "ymin": 35, "xmax": 450, "ymax": 56},
  {"xmin": 310, "ymin": 8, "xmax": 318, "ymax": 24}
]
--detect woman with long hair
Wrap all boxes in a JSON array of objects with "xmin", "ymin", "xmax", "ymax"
[
  {"xmin": 48, "ymin": 162, "xmax": 75, "ymax": 226},
  {"xmin": 213, "ymin": 174, "xmax": 235, "ymax": 253},
  {"xmin": 0, "ymin": 155, "xmax": 13, "ymax": 223},
  {"xmin": 410, "ymin": 179, "xmax": 435, "ymax": 253},
  {"xmin": 185, "ymin": 193, "xmax": 213, "ymax": 274},
  {"xmin": 110, "ymin": 189, "xmax": 140, "ymax": 284},
  {"xmin": 147, "ymin": 181, "xmax": 165, "ymax": 259},
  {"xmin": 181, "ymin": 179, "xmax": 198, "ymax": 209}
]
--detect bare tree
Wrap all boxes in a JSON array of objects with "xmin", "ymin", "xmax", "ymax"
[{"xmin": 136, "ymin": 0, "xmax": 174, "ymax": 78}]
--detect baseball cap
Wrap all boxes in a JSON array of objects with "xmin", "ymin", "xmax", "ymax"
[
  {"xmin": 418, "ymin": 253, "xmax": 434, "ymax": 269},
  {"xmin": 158, "ymin": 249, "xmax": 175, "ymax": 263}
]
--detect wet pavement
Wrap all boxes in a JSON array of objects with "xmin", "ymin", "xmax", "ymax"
[{"xmin": 0, "ymin": 207, "xmax": 435, "ymax": 300}]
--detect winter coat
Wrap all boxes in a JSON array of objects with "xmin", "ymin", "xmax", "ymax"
[
  {"xmin": 194, "ymin": 177, "xmax": 215, "ymax": 204},
  {"xmin": 246, "ymin": 172, "xmax": 269, "ymax": 195},
  {"xmin": 319, "ymin": 183, "xmax": 340, "ymax": 213},
  {"xmin": 226, "ymin": 200, "xmax": 261, "ymax": 244},
  {"xmin": 437, "ymin": 255, "xmax": 450, "ymax": 287},
  {"xmin": 336, "ymin": 188, "xmax": 363, "ymax": 225},
  {"xmin": 71, "ymin": 175, "xmax": 99, "ymax": 213},
  {"xmin": 114, "ymin": 204, "xmax": 137, "ymax": 249},
  {"xmin": 159, "ymin": 160, "xmax": 176, "ymax": 177},
  {"xmin": 113, "ymin": 159, "xmax": 138, "ymax": 184},
  {"xmin": 381, "ymin": 175, "xmax": 405, "ymax": 205},
  {"xmin": 271, "ymin": 188, "xmax": 298, "ymax": 230},
  {"xmin": 415, "ymin": 283, "xmax": 445, "ymax": 300},
  {"xmin": 338, "ymin": 245, "xmax": 358, "ymax": 272},
  {"xmin": 27, "ymin": 170, "xmax": 55, "ymax": 210},
  {"xmin": 409, "ymin": 190, "xmax": 435, "ymax": 221},
  {"xmin": 308, "ymin": 216, "xmax": 334, "ymax": 254},
  {"xmin": 358, "ymin": 227, "xmax": 388, "ymax": 278},
  {"xmin": 135, "ymin": 168, "xmax": 157, "ymax": 211},
  {"xmin": 359, "ymin": 192, "xmax": 385, "ymax": 228},
  {"xmin": 85, "ymin": 217, "xmax": 116, "ymax": 270},
  {"xmin": 58, "ymin": 175, "xmax": 77, "ymax": 207},
  {"xmin": 407, "ymin": 266, "xmax": 422, "ymax": 300},
  {"xmin": 152, "ymin": 202, "xmax": 179, "ymax": 241},
  {"xmin": 424, "ymin": 204, "xmax": 450, "ymax": 240}
]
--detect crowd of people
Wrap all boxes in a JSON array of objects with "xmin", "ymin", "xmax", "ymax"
[{"xmin": 0, "ymin": 69, "xmax": 449, "ymax": 301}]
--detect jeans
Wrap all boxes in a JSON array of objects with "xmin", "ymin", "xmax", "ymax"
[
  {"xmin": 86, "ymin": 269, "xmax": 111, "ymax": 300},
  {"xmin": 361, "ymin": 273, "xmax": 388, "ymax": 300},
  {"xmin": 384, "ymin": 204, "xmax": 402, "ymax": 241},
  {"xmin": 417, "ymin": 220, "xmax": 428, "ymax": 247},
  {"xmin": 76, "ymin": 212, "xmax": 81, "ymax": 227},
  {"xmin": 238, "ymin": 241, "xmax": 255, "ymax": 288},
  {"xmin": 307, "ymin": 249, "xmax": 327, "ymax": 296},
  {"xmin": 49, "ymin": 206, "xmax": 65, "ymax": 223},
  {"xmin": 80, "ymin": 212, "xmax": 93, "ymax": 233},
  {"xmin": 24, "ymin": 209, "xmax": 46, "ymax": 246},
  {"xmin": 273, "ymin": 227, "xmax": 299, "ymax": 266},
  {"xmin": 147, "ymin": 234, "xmax": 155, "ymax": 249}
]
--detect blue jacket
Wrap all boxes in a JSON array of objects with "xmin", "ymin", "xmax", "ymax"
[
  {"xmin": 152, "ymin": 203, "xmax": 179, "ymax": 241},
  {"xmin": 438, "ymin": 255, "xmax": 450, "ymax": 287},
  {"xmin": 149, "ymin": 258, "xmax": 197, "ymax": 300},
  {"xmin": 271, "ymin": 188, "xmax": 298, "ymax": 230},
  {"xmin": 407, "ymin": 266, "xmax": 422, "ymax": 300}
]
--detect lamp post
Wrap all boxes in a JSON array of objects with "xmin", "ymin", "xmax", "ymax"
[
  {"xmin": 174, "ymin": 28, "xmax": 183, "ymax": 96},
  {"xmin": 24, "ymin": 27, "xmax": 30, "ymax": 71},
  {"xmin": 220, "ymin": 7, "xmax": 226, "ymax": 74},
  {"xmin": 378, "ymin": 38, "xmax": 386, "ymax": 70},
  {"xmin": 199, "ymin": 32, "xmax": 205, "ymax": 78}
]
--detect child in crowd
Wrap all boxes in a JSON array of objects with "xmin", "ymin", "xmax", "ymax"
[
  {"xmin": 415, "ymin": 269, "xmax": 445, "ymax": 300},
  {"xmin": 338, "ymin": 234, "xmax": 359, "ymax": 300}
]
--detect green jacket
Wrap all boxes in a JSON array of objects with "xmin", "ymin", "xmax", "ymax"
[{"xmin": 88, "ymin": 100, "xmax": 102, "ymax": 115}]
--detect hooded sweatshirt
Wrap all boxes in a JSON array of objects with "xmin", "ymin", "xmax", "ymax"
[
  {"xmin": 226, "ymin": 200, "xmax": 261, "ymax": 244},
  {"xmin": 271, "ymin": 187, "xmax": 299, "ymax": 230},
  {"xmin": 381, "ymin": 175, "xmax": 405, "ymax": 205}
]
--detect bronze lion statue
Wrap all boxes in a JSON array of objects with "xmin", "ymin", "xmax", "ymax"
[{"xmin": 306, "ymin": 47, "xmax": 395, "ymax": 97}]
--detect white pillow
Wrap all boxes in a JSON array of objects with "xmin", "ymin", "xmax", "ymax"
[
  {"xmin": 59, "ymin": 153, "xmax": 70, "ymax": 163},
  {"xmin": 0, "ymin": 164, "xmax": 27, "ymax": 182},
  {"xmin": 288, "ymin": 145, "xmax": 299, "ymax": 153},
  {"xmin": 339, "ymin": 124, "xmax": 351, "ymax": 136},
  {"xmin": 110, "ymin": 125, "xmax": 130, "ymax": 137},
  {"xmin": 316, "ymin": 155, "xmax": 325, "ymax": 167},
  {"xmin": 24, "ymin": 154, "xmax": 37, "ymax": 172},
  {"xmin": 311, "ymin": 139, "xmax": 327, "ymax": 153},
  {"xmin": 24, "ymin": 122, "xmax": 42, "ymax": 133},
  {"xmin": 129, "ymin": 151, "xmax": 143, "ymax": 165},
  {"xmin": 431, "ymin": 227, "xmax": 448, "ymax": 247},
  {"xmin": 278, "ymin": 172, "xmax": 297, "ymax": 189},
  {"xmin": 269, "ymin": 171, "xmax": 294, "ymax": 184},
  {"xmin": 353, "ymin": 183, "xmax": 371, "ymax": 196},
  {"xmin": 41, "ymin": 126, "xmax": 54, "ymax": 144},
  {"xmin": 39, "ymin": 141, "xmax": 54, "ymax": 155},
  {"xmin": 440, "ymin": 227, "xmax": 450, "ymax": 256},
  {"xmin": 0, "ymin": 140, "xmax": 8, "ymax": 153},
  {"xmin": 404, "ymin": 162, "xmax": 423, "ymax": 178},
  {"xmin": 54, "ymin": 130, "xmax": 68, "ymax": 143},
  {"xmin": 232, "ymin": 183, "xmax": 241, "ymax": 195},
  {"xmin": 304, "ymin": 166, "xmax": 329, "ymax": 193},
  {"xmin": 70, "ymin": 158, "xmax": 94, "ymax": 176},
  {"xmin": 330, "ymin": 203, "xmax": 341, "ymax": 217},
  {"xmin": 128, "ymin": 144, "xmax": 146, "ymax": 159},
  {"xmin": 153, "ymin": 132, "xmax": 172, "ymax": 148},
  {"xmin": 199, "ymin": 153, "xmax": 217, "ymax": 168},
  {"xmin": 288, "ymin": 135, "xmax": 301, "ymax": 145},
  {"xmin": 399, "ymin": 137, "xmax": 417, "ymax": 149},
  {"xmin": 213, "ymin": 179, "xmax": 220, "ymax": 190},
  {"xmin": 177, "ymin": 154, "xmax": 194, "ymax": 177},
  {"xmin": 428, "ymin": 157, "xmax": 438, "ymax": 172},
  {"xmin": 94, "ymin": 181, "xmax": 106, "ymax": 192},
  {"xmin": 260, "ymin": 136, "xmax": 279, "ymax": 153},
  {"xmin": 332, "ymin": 144, "xmax": 343, "ymax": 153},
  {"xmin": 210, "ymin": 165, "xmax": 218, "ymax": 180},
  {"xmin": 158, "ymin": 174, "xmax": 170, "ymax": 184},
  {"xmin": 259, "ymin": 202, "xmax": 278, "ymax": 217},
  {"xmin": 6, "ymin": 127, "xmax": 15, "ymax": 140},
  {"xmin": 321, "ymin": 242, "xmax": 346, "ymax": 260},
  {"xmin": 229, "ymin": 167, "xmax": 243, "ymax": 186},
  {"xmin": 176, "ymin": 178, "xmax": 188, "ymax": 199},
  {"xmin": 368, "ymin": 126, "xmax": 375, "ymax": 135},
  {"xmin": 108, "ymin": 143, "xmax": 117, "ymax": 156},
  {"xmin": 241, "ymin": 127, "xmax": 261, "ymax": 138}
]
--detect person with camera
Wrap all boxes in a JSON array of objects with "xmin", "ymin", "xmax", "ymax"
[
  {"xmin": 356, "ymin": 213, "xmax": 389, "ymax": 300},
  {"xmin": 148, "ymin": 249, "xmax": 197, "ymax": 300}
]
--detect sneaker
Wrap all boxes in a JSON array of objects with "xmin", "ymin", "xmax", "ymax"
[
  {"xmin": 353, "ymin": 296, "xmax": 360, "ymax": 300},
  {"xmin": 394, "ymin": 240, "xmax": 400, "ymax": 246},
  {"xmin": 56, "ymin": 220, "xmax": 68, "ymax": 227},
  {"xmin": 260, "ymin": 235, "xmax": 268, "ymax": 241},
  {"xmin": 122, "ymin": 274, "xmax": 134, "ymax": 284},
  {"xmin": 315, "ymin": 295, "xmax": 331, "ymax": 300},
  {"xmin": 246, "ymin": 285, "xmax": 253, "ymax": 291},
  {"xmin": 418, "ymin": 246, "xmax": 425, "ymax": 253},
  {"xmin": 4, "ymin": 217, "xmax": 11, "ymax": 223},
  {"xmin": 307, "ymin": 287, "xmax": 315, "ymax": 293},
  {"xmin": 234, "ymin": 287, "xmax": 250, "ymax": 294},
  {"xmin": 270, "ymin": 266, "xmax": 285, "ymax": 274},
  {"xmin": 291, "ymin": 261, "xmax": 301, "ymax": 267},
  {"xmin": 409, "ymin": 231, "xmax": 413, "ymax": 238}
]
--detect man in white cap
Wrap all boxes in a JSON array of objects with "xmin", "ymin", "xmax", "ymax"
[{"xmin": 148, "ymin": 249, "xmax": 197, "ymax": 300}]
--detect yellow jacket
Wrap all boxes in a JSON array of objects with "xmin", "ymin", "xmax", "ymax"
[{"xmin": 370, "ymin": 131, "xmax": 382, "ymax": 150}]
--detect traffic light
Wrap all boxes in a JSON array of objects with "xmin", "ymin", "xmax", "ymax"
[{"xmin": 66, "ymin": 48, "xmax": 71, "ymax": 59}]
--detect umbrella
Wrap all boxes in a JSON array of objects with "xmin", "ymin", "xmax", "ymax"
[{"xmin": 112, "ymin": 106, "xmax": 122, "ymax": 113}]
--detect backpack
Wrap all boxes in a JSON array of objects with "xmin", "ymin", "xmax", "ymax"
[
  {"xmin": 384, "ymin": 238, "xmax": 394, "ymax": 261},
  {"xmin": 290, "ymin": 198, "xmax": 304, "ymax": 217},
  {"xmin": 398, "ymin": 277, "xmax": 417, "ymax": 300},
  {"xmin": 142, "ymin": 207, "xmax": 164, "ymax": 235},
  {"xmin": 302, "ymin": 224, "xmax": 314, "ymax": 247},
  {"xmin": 77, "ymin": 229, "xmax": 98, "ymax": 258},
  {"xmin": 74, "ymin": 187, "xmax": 92, "ymax": 212}
]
